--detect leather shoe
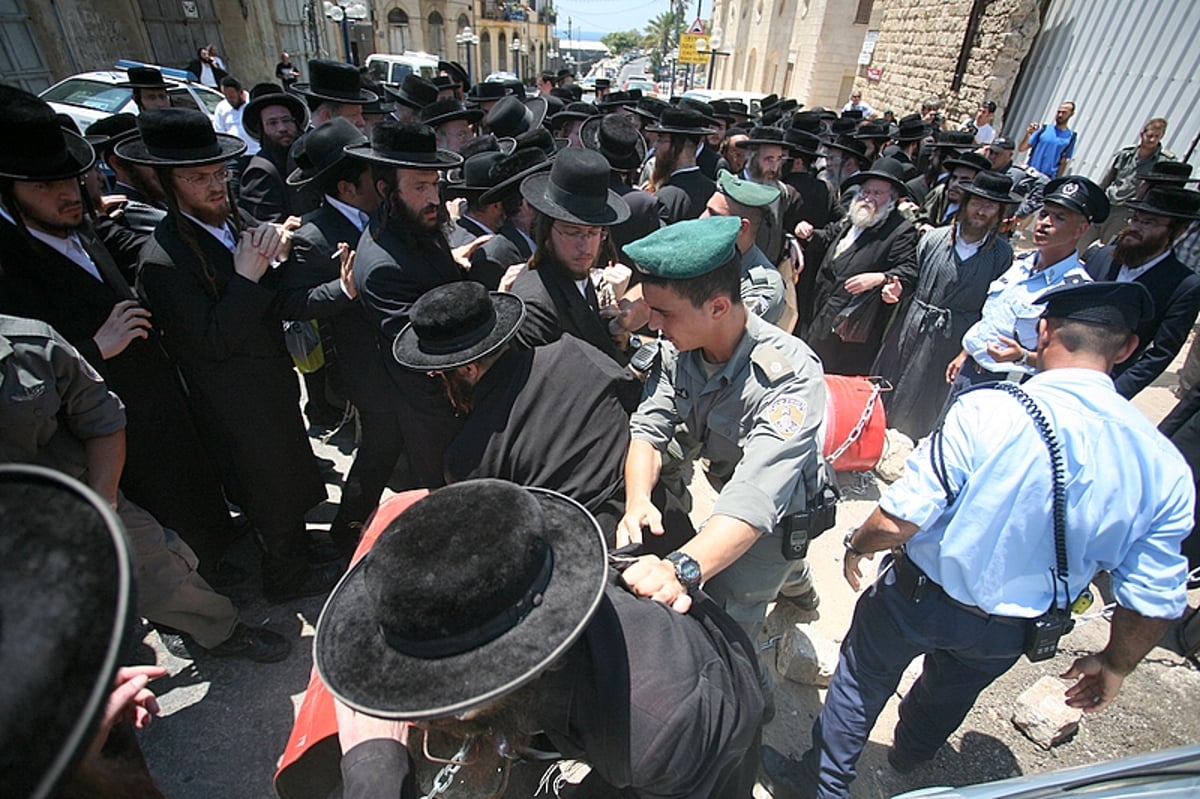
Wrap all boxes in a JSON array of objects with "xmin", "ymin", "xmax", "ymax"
[
  {"xmin": 204, "ymin": 623, "xmax": 292, "ymax": 663},
  {"xmin": 760, "ymin": 745, "xmax": 816, "ymax": 799},
  {"xmin": 264, "ymin": 562, "xmax": 342, "ymax": 604},
  {"xmin": 886, "ymin": 744, "xmax": 931, "ymax": 775}
]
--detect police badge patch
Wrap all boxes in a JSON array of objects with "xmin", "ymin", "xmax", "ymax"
[{"xmin": 766, "ymin": 397, "xmax": 807, "ymax": 438}]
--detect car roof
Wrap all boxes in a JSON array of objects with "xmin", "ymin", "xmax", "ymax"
[{"xmin": 60, "ymin": 70, "xmax": 194, "ymax": 87}]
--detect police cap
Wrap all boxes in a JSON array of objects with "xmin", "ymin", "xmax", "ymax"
[
  {"xmin": 1035, "ymin": 280, "xmax": 1154, "ymax": 332},
  {"xmin": 1043, "ymin": 175, "xmax": 1110, "ymax": 223},
  {"xmin": 626, "ymin": 216, "xmax": 742, "ymax": 279}
]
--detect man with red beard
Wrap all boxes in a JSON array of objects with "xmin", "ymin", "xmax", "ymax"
[
  {"xmin": 644, "ymin": 107, "xmax": 716, "ymax": 225},
  {"xmin": 239, "ymin": 83, "xmax": 308, "ymax": 222},
  {"xmin": 1084, "ymin": 186, "xmax": 1200, "ymax": 398}
]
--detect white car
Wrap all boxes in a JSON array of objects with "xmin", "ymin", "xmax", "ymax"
[{"xmin": 39, "ymin": 65, "xmax": 224, "ymax": 134}]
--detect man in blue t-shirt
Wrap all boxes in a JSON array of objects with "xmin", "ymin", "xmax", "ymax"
[{"xmin": 1018, "ymin": 101, "xmax": 1077, "ymax": 179}]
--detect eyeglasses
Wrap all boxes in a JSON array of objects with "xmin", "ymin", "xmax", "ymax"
[
  {"xmin": 176, "ymin": 168, "xmax": 231, "ymax": 188},
  {"xmin": 552, "ymin": 223, "xmax": 608, "ymax": 243}
]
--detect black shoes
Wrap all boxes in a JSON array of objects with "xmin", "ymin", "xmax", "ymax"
[
  {"xmin": 759, "ymin": 745, "xmax": 815, "ymax": 799},
  {"xmin": 263, "ymin": 561, "xmax": 343, "ymax": 604},
  {"xmin": 203, "ymin": 623, "xmax": 292, "ymax": 663},
  {"xmin": 886, "ymin": 744, "xmax": 932, "ymax": 775}
]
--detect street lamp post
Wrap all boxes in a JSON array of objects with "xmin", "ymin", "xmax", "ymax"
[
  {"xmin": 548, "ymin": 48, "xmax": 558, "ymax": 71},
  {"xmin": 322, "ymin": 1, "xmax": 368, "ymax": 64},
  {"xmin": 510, "ymin": 35, "xmax": 522, "ymax": 80},
  {"xmin": 455, "ymin": 25, "xmax": 479, "ymax": 83}
]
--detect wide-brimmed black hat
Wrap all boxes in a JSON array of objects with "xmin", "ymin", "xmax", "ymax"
[
  {"xmin": 1126, "ymin": 186, "xmax": 1200, "ymax": 220},
  {"xmin": 286, "ymin": 117, "xmax": 367, "ymax": 186},
  {"xmin": 387, "ymin": 74, "xmax": 440, "ymax": 112},
  {"xmin": 439, "ymin": 60, "xmax": 470, "ymax": 89},
  {"xmin": 432, "ymin": 75, "xmax": 460, "ymax": 94},
  {"xmin": 894, "ymin": 113, "xmax": 930, "ymax": 142},
  {"xmin": 1140, "ymin": 160, "xmax": 1197, "ymax": 186},
  {"xmin": 841, "ymin": 157, "xmax": 910, "ymax": 197},
  {"xmin": 631, "ymin": 96, "xmax": 669, "ymax": 122},
  {"xmin": 466, "ymin": 81, "xmax": 515, "ymax": 105},
  {"xmin": 943, "ymin": 151, "xmax": 992, "ymax": 174},
  {"xmin": 521, "ymin": 147, "xmax": 630, "ymax": 226},
  {"xmin": 420, "ymin": 98, "xmax": 483, "ymax": 128},
  {"xmin": 444, "ymin": 150, "xmax": 505, "ymax": 197},
  {"xmin": 789, "ymin": 110, "xmax": 823, "ymax": 134},
  {"xmin": 548, "ymin": 101, "xmax": 600, "ymax": 130},
  {"xmin": 1043, "ymin": 175, "xmax": 1109, "ymax": 223},
  {"xmin": 784, "ymin": 128, "xmax": 822, "ymax": 161},
  {"xmin": 344, "ymin": 120, "xmax": 462, "ymax": 169},
  {"xmin": 484, "ymin": 95, "xmax": 548, "ymax": 138},
  {"xmin": 314, "ymin": 479, "xmax": 608, "ymax": 719},
  {"xmin": 677, "ymin": 97, "xmax": 718, "ymax": 124},
  {"xmin": 115, "ymin": 108, "xmax": 245, "ymax": 167},
  {"xmin": 84, "ymin": 113, "xmax": 139, "ymax": 158},
  {"xmin": 394, "ymin": 282, "xmax": 526, "ymax": 370},
  {"xmin": 708, "ymin": 99, "xmax": 737, "ymax": 124},
  {"xmin": 361, "ymin": 79, "xmax": 397, "ymax": 116},
  {"xmin": 478, "ymin": 146, "xmax": 552, "ymax": 205},
  {"xmin": 645, "ymin": 107, "xmax": 715, "ymax": 136},
  {"xmin": 959, "ymin": 170, "xmax": 1023, "ymax": 204},
  {"xmin": 0, "ymin": 86, "xmax": 95, "ymax": 180},
  {"xmin": 0, "ymin": 464, "xmax": 133, "ymax": 799},
  {"xmin": 853, "ymin": 120, "xmax": 891, "ymax": 141},
  {"xmin": 116, "ymin": 65, "xmax": 170, "ymax": 90},
  {"xmin": 758, "ymin": 94, "xmax": 780, "ymax": 114},
  {"xmin": 243, "ymin": 82, "xmax": 310, "ymax": 142},
  {"xmin": 735, "ymin": 125, "xmax": 788, "ymax": 149},
  {"xmin": 725, "ymin": 99, "xmax": 752, "ymax": 120},
  {"xmin": 930, "ymin": 129, "xmax": 977, "ymax": 150},
  {"xmin": 292, "ymin": 59, "xmax": 377, "ymax": 105},
  {"xmin": 581, "ymin": 113, "xmax": 646, "ymax": 172},
  {"xmin": 593, "ymin": 77, "xmax": 612, "ymax": 91},
  {"xmin": 824, "ymin": 134, "xmax": 870, "ymax": 164}
]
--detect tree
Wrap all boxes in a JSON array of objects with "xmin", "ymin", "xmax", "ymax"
[
  {"xmin": 601, "ymin": 29, "xmax": 642, "ymax": 55},
  {"xmin": 643, "ymin": 10, "xmax": 680, "ymax": 71}
]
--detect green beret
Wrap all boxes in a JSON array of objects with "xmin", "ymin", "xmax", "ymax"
[
  {"xmin": 716, "ymin": 168, "xmax": 780, "ymax": 208},
  {"xmin": 626, "ymin": 216, "xmax": 742, "ymax": 278}
]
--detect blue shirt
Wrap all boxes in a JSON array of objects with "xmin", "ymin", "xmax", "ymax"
[
  {"xmin": 960, "ymin": 251, "xmax": 1091, "ymax": 373},
  {"xmin": 882, "ymin": 368, "xmax": 1192, "ymax": 619},
  {"xmin": 1028, "ymin": 124, "xmax": 1076, "ymax": 178}
]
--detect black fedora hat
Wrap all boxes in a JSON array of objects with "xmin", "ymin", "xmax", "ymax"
[
  {"xmin": 958, "ymin": 170, "xmax": 1023, "ymax": 204},
  {"xmin": 521, "ymin": 147, "xmax": 631, "ymax": 226},
  {"xmin": 852, "ymin": 120, "xmax": 891, "ymax": 141},
  {"xmin": 439, "ymin": 60, "xmax": 470, "ymax": 89},
  {"xmin": 1126, "ymin": 186, "xmax": 1200, "ymax": 220},
  {"xmin": 735, "ymin": 125, "xmax": 788, "ymax": 149},
  {"xmin": 286, "ymin": 117, "xmax": 367, "ymax": 186},
  {"xmin": 724, "ymin": 99, "xmax": 752, "ymax": 120},
  {"xmin": 581, "ymin": 113, "xmax": 646, "ymax": 172},
  {"xmin": 789, "ymin": 110, "xmax": 823, "ymax": 134},
  {"xmin": 242, "ymin": 82, "xmax": 310, "ymax": 142},
  {"xmin": 677, "ymin": 96, "xmax": 718, "ymax": 124},
  {"xmin": 114, "ymin": 108, "xmax": 245, "ymax": 167},
  {"xmin": 1140, "ymin": 160, "xmax": 1197, "ymax": 186},
  {"xmin": 593, "ymin": 77, "xmax": 612, "ymax": 90},
  {"xmin": 645, "ymin": 107, "xmax": 715, "ymax": 136},
  {"xmin": 631, "ymin": 96, "xmax": 670, "ymax": 122},
  {"xmin": 548, "ymin": 101, "xmax": 600, "ymax": 129},
  {"xmin": 444, "ymin": 150, "xmax": 505, "ymax": 197},
  {"xmin": 394, "ymin": 282, "xmax": 526, "ymax": 370},
  {"xmin": 894, "ymin": 113, "xmax": 930, "ymax": 142},
  {"xmin": 824, "ymin": 134, "xmax": 870, "ymax": 163},
  {"xmin": 841, "ymin": 156, "xmax": 910, "ymax": 197},
  {"xmin": 361, "ymin": 79, "xmax": 397, "ymax": 116},
  {"xmin": 484, "ymin": 95, "xmax": 548, "ymax": 138},
  {"xmin": 466, "ymin": 81, "xmax": 514, "ymax": 105},
  {"xmin": 85, "ymin": 113, "xmax": 139, "ymax": 158},
  {"xmin": 784, "ymin": 128, "xmax": 822, "ymax": 160},
  {"xmin": 387, "ymin": 74, "xmax": 440, "ymax": 112},
  {"xmin": 758, "ymin": 93, "xmax": 780, "ymax": 114},
  {"xmin": 709, "ymin": 99, "xmax": 737, "ymax": 124},
  {"xmin": 509, "ymin": 126, "xmax": 558, "ymax": 157},
  {"xmin": 292, "ymin": 59, "xmax": 377, "ymax": 105},
  {"xmin": 344, "ymin": 120, "xmax": 462, "ymax": 169},
  {"xmin": 420, "ymin": 97, "xmax": 483, "ymax": 128},
  {"xmin": 0, "ymin": 464, "xmax": 133, "ymax": 799},
  {"xmin": 478, "ymin": 146, "xmax": 552, "ymax": 205},
  {"xmin": 598, "ymin": 90, "xmax": 641, "ymax": 112},
  {"xmin": 1043, "ymin": 175, "xmax": 1109, "ymax": 223},
  {"xmin": 116, "ymin": 65, "xmax": 169, "ymax": 89},
  {"xmin": 930, "ymin": 129, "xmax": 977, "ymax": 150},
  {"xmin": 314, "ymin": 479, "xmax": 608, "ymax": 719},
  {"xmin": 0, "ymin": 86, "xmax": 95, "ymax": 181},
  {"xmin": 942, "ymin": 151, "xmax": 993, "ymax": 174}
]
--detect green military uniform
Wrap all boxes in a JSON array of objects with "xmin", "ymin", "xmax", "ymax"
[
  {"xmin": 741, "ymin": 244, "xmax": 787, "ymax": 325},
  {"xmin": 0, "ymin": 315, "xmax": 238, "ymax": 647}
]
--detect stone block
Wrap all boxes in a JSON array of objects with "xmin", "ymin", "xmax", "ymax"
[
  {"xmin": 1011, "ymin": 676, "xmax": 1082, "ymax": 749},
  {"xmin": 875, "ymin": 428, "xmax": 915, "ymax": 484},
  {"xmin": 775, "ymin": 623, "xmax": 840, "ymax": 687}
]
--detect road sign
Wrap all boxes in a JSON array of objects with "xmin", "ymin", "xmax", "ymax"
[
  {"xmin": 688, "ymin": 18, "xmax": 706, "ymax": 34},
  {"xmin": 678, "ymin": 33, "xmax": 710, "ymax": 65}
]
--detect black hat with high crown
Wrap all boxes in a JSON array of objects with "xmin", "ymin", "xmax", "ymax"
[
  {"xmin": 520, "ymin": 147, "xmax": 631, "ymax": 226},
  {"xmin": 443, "ymin": 150, "xmax": 506, "ymax": 198},
  {"xmin": 644, "ymin": 107, "xmax": 716, "ymax": 136},
  {"xmin": 314, "ymin": 479, "xmax": 608, "ymax": 719},
  {"xmin": 942, "ymin": 151, "xmax": 993, "ymax": 174},
  {"xmin": 735, "ymin": 125, "xmax": 788, "ymax": 149},
  {"xmin": 1126, "ymin": 186, "xmax": 1200, "ymax": 220},
  {"xmin": 343, "ymin": 120, "xmax": 462, "ymax": 169},
  {"xmin": 784, "ymin": 128, "xmax": 822, "ymax": 161},
  {"xmin": 116, "ymin": 65, "xmax": 170, "ymax": 90},
  {"xmin": 1140, "ymin": 160, "xmax": 1197, "ymax": 186},
  {"xmin": 930, "ymin": 129, "xmax": 977, "ymax": 150},
  {"xmin": 484, "ymin": 95, "xmax": 548, "ymax": 138},
  {"xmin": 824, "ymin": 133, "xmax": 870, "ymax": 165},
  {"xmin": 420, "ymin": 98, "xmax": 483, "ymax": 128},
  {"xmin": 0, "ymin": 464, "xmax": 133, "ymax": 799},
  {"xmin": 393, "ymin": 282, "xmax": 526, "ymax": 370},
  {"xmin": 0, "ymin": 86, "xmax": 95, "ymax": 180},
  {"xmin": 387, "ymin": 74, "xmax": 440, "ymax": 112},
  {"xmin": 478, "ymin": 146, "xmax": 552, "ymax": 205},
  {"xmin": 439, "ymin": 60, "xmax": 470, "ymax": 89},
  {"xmin": 631, "ymin": 96, "xmax": 670, "ymax": 122},
  {"xmin": 84, "ymin": 113, "xmax": 139, "ymax": 158},
  {"xmin": 291, "ymin": 59, "xmax": 378, "ymax": 105},
  {"xmin": 114, "ymin": 108, "xmax": 245, "ymax": 167},
  {"xmin": 894, "ymin": 113, "xmax": 931, "ymax": 142},
  {"xmin": 548, "ymin": 101, "xmax": 600, "ymax": 129},
  {"xmin": 287, "ymin": 117, "xmax": 368, "ymax": 186},
  {"xmin": 581, "ymin": 113, "xmax": 646, "ymax": 172},
  {"xmin": 958, "ymin": 170, "xmax": 1024, "ymax": 205},
  {"xmin": 242, "ymin": 82, "xmax": 310, "ymax": 142},
  {"xmin": 466, "ymin": 81, "xmax": 516, "ymax": 105},
  {"xmin": 841, "ymin": 157, "xmax": 911, "ymax": 197}
]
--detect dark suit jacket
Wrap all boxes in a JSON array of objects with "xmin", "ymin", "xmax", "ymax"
[
  {"xmin": 510, "ymin": 259, "xmax": 626, "ymax": 364},
  {"xmin": 1085, "ymin": 245, "xmax": 1200, "ymax": 398},
  {"xmin": 469, "ymin": 220, "xmax": 531, "ymax": 289},
  {"xmin": 697, "ymin": 143, "xmax": 720, "ymax": 180},
  {"xmin": 656, "ymin": 168, "xmax": 716, "ymax": 225},
  {"xmin": 610, "ymin": 178, "xmax": 661, "ymax": 264},
  {"xmin": 239, "ymin": 150, "xmax": 292, "ymax": 223}
]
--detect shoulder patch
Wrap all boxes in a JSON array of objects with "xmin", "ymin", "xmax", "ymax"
[
  {"xmin": 752, "ymin": 344, "xmax": 794, "ymax": 384},
  {"xmin": 765, "ymin": 396, "xmax": 807, "ymax": 438}
]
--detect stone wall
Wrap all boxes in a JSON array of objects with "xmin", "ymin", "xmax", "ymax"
[{"xmin": 858, "ymin": 0, "xmax": 1040, "ymax": 131}]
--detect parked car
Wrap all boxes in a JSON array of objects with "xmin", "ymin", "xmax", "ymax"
[
  {"xmin": 623, "ymin": 78, "xmax": 657, "ymax": 95},
  {"xmin": 40, "ymin": 63, "xmax": 224, "ymax": 133},
  {"xmin": 365, "ymin": 52, "xmax": 439, "ymax": 88},
  {"xmin": 682, "ymin": 89, "xmax": 767, "ymax": 115}
]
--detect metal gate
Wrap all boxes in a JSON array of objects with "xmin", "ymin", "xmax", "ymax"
[
  {"xmin": 1005, "ymin": 0, "xmax": 1200, "ymax": 177},
  {"xmin": 0, "ymin": 0, "xmax": 52, "ymax": 93},
  {"xmin": 137, "ymin": 0, "xmax": 225, "ymax": 72}
]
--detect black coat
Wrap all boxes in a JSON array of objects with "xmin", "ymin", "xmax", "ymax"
[
  {"xmin": 1160, "ymin": 387, "xmax": 1200, "ymax": 569},
  {"xmin": 469, "ymin": 220, "xmax": 531, "ymax": 289},
  {"xmin": 1085, "ymin": 245, "xmax": 1200, "ymax": 398},
  {"xmin": 696, "ymin": 142, "xmax": 720, "ymax": 180},
  {"xmin": 510, "ymin": 259, "xmax": 626, "ymax": 365},
  {"xmin": 0, "ymin": 218, "xmax": 236, "ymax": 563},
  {"xmin": 238, "ymin": 150, "xmax": 292, "ymax": 223},
  {"xmin": 805, "ymin": 209, "xmax": 919, "ymax": 375},
  {"xmin": 136, "ymin": 213, "xmax": 345, "ymax": 548},
  {"xmin": 656, "ymin": 168, "xmax": 716, "ymax": 225},
  {"xmin": 610, "ymin": 178, "xmax": 662, "ymax": 264}
]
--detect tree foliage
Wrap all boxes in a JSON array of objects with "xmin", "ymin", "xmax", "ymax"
[
  {"xmin": 643, "ymin": 10, "xmax": 681, "ymax": 70},
  {"xmin": 600, "ymin": 29, "xmax": 642, "ymax": 55}
]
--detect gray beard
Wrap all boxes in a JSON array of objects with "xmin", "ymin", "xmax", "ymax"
[{"xmin": 849, "ymin": 198, "xmax": 894, "ymax": 229}]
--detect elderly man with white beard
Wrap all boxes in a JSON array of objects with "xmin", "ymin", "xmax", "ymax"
[{"xmin": 798, "ymin": 158, "xmax": 918, "ymax": 374}]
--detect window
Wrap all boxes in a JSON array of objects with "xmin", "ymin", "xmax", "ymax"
[
  {"xmin": 498, "ymin": 32, "xmax": 506, "ymax": 72},
  {"xmin": 853, "ymin": 0, "xmax": 873, "ymax": 25},
  {"xmin": 428, "ymin": 10, "xmax": 444, "ymax": 56},
  {"xmin": 388, "ymin": 7, "xmax": 409, "ymax": 52},
  {"xmin": 480, "ymin": 30, "xmax": 492, "ymax": 74}
]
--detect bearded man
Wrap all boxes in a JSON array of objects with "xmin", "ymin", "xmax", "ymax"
[
  {"xmin": 735, "ymin": 126, "xmax": 804, "ymax": 264},
  {"xmin": 799, "ymin": 158, "xmax": 918, "ymax": 375},
  {"xmin": 239, "ymin": 84, "xmax": 308, "ymax": 222},
  {"xmin": 1084, "ymin": 186, "xmax": 1200, "ymax": 398},
  {"xmin": 644, "ymin": 107, "xmax": 716, "ymax": 225}
]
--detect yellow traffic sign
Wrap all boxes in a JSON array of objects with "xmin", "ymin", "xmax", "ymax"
[{"xmin": 678, "ymin": 33, "xmax": 710, "ymax": 65}]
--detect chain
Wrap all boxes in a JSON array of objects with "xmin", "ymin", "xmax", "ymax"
[
  {"xmin": 827, "ymin": 379, "xmax": 886, "ymax": 465},
  {"xmin": 420, "ymin": 737, "xmax": 474, "ymax": 799}
]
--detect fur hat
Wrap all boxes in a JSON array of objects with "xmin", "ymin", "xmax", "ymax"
[{"xmin": 393, "ymin": 282, "xmax": 525, "ymax": 370}]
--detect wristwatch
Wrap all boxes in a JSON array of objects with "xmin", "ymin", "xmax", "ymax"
[
  {"xmin": 843, "ymin": 531, "xmax": 865, "ymax": 558},
  {"xmin": 665, "ymin": 551, "xmax": 702, "ymax": 593}
]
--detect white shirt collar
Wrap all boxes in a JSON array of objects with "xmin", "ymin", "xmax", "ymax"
[
  {"xmin": 0, "ymin": 206, "xmax": 103, "ymax": 282},
  {"xmin": 182, "ymin": 211, "xmax": 237, "ymax": 252},
  {"xmin": 325, "ymin": 194, "xmax": 370, "ymax": 232},
  {"xmin": 460, "ymin": 213, "xmax": 496, "ymax": 236},
  {"xmin": 1116, "ymin": 249, "xmax": 1172, "ymax": 283}
]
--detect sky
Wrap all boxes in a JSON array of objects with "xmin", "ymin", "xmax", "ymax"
[{"xmin": 552, "ymin": 0, "xmax": 705, "ymax": 40}]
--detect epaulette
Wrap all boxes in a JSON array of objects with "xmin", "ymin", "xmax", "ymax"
[{"xmin": 751, "ymin": 343, "xmax": 794, "ymax": 384}]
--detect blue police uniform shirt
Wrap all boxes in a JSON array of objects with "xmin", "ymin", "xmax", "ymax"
[
  {"xmin": 881, "ymin": 367, "xmax": 1192, "ymax": 620},
  {"xmin": 1028, "ymin": 125, "xmax": 1076, "ymax": 178},
  {"xmin": 960, "ymin": 251, "xmax": 1091, "ymax": 373}
]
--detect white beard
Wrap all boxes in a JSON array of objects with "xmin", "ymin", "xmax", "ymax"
[{"xmin": 849, "ymin": 197, "xmax": 894, "ymax": 229}]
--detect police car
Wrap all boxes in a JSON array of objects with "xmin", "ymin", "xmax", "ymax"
[{"xmin": 39, "ymin": 61, "xmax": 224, "ymax": 134}]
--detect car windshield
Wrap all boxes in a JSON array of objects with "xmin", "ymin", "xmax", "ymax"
[
  {"xmin": 193, "ymin": 87, "xmax": 223, "ymax": 115},
  {"xmin": 41, "ymin": 79, "xmax": 132, "ymax": 114}
]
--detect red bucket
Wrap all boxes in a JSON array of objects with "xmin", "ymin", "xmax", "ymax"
[{"xmin": 823, "ymin": 376, "xmax": 888, "ymax": 472}]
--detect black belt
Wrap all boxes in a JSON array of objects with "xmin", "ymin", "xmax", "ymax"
[{"xmin": 893, "ymin": 552, "xmax": 1026, "ymax": 627}]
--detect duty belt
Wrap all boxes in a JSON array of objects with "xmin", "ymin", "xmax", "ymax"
[{"xmin": 893, "ymin": 551, "xmax": 1025, "ymax": 627}]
